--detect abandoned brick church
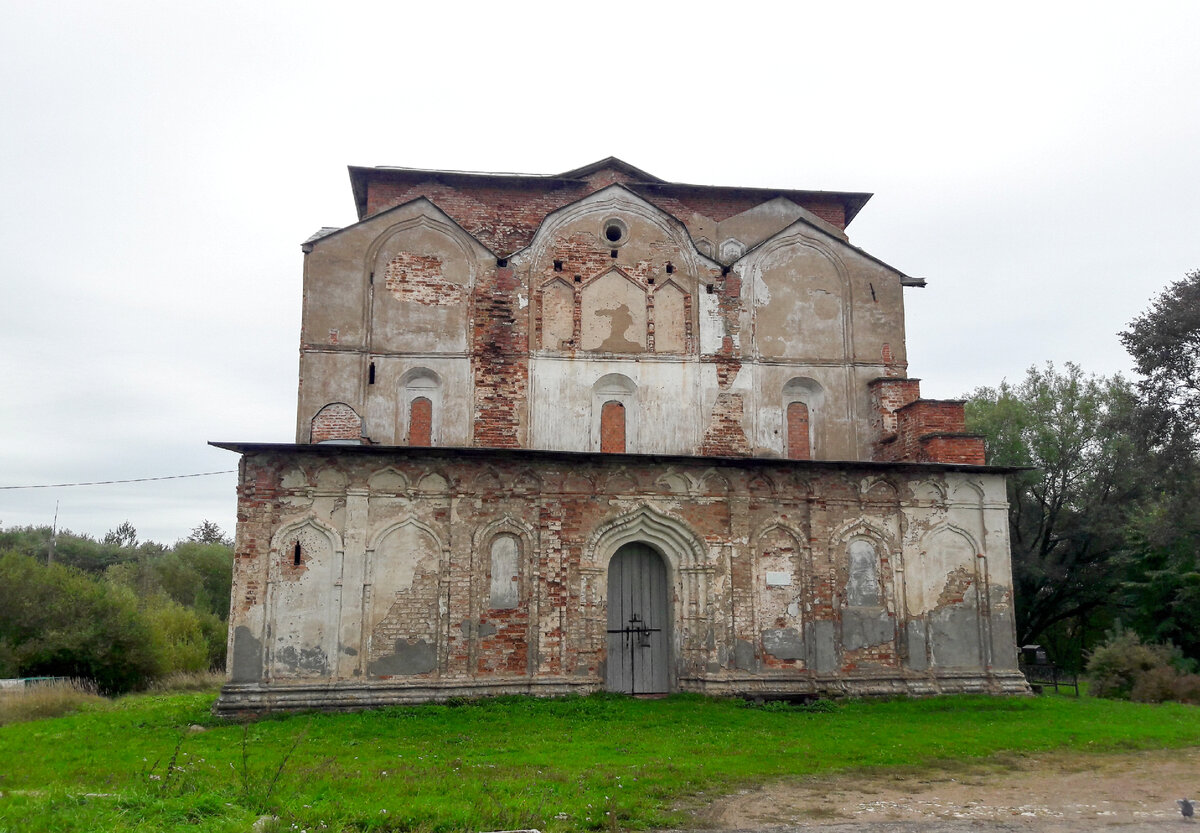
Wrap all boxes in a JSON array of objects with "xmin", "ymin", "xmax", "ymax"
[{"xmin": 213, "ymin": 158, "xmax": 1026, "ymax": 715}]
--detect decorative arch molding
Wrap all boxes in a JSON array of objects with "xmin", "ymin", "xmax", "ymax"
[
  {"xmin": 859, "ymin": 475, "xmax": 900, "ymax": 502},
  {"xmin": 270, "ymin": 515, "xmax": 343, "ymax": 552},
  {"xmin": 654, "ymin": 470, "xmax": 694, "ymax": 496},
  {"xmin": 585, "ymin": 503, "xmax": 708, "ymax": 573},
  {"xmin": 751, "ymin": 521, "xmax": 806, "ymax": 553},
  {"xmin": 919, "ymin": 522, "xmax": 981, "ymax": 557},
  {"xmin": 745, "ymin": 228, "xmax": 854, "ymax": 363},
  {"xmin": 830, "ymin": 516, "xmax": 898, "ymax": 553},
  {"xmin": 696, "ymin": 468, "xmax": 731, "ymax": 495},
  {"xmin": 949, "ymin": 479, "xmax": 986, "ymax": 505},
  {"xmin": 743, "ymin": 225, "xmax": 852, "ymax": 296},
  {"xmin": 362, "ymin": 209, "xmax": 485, "ymax": 287},
  {"xmin": 268, "ymin": 515, "xmax": 345, "ymax": 580},
  {"xmin": 416, "ymin": 470, "xmax": 451, "ymax": 494},
  {"xmin": 517, "ymin": 185, "xmax": 716, "ymax": 277},
  {"xmin": 367, "ymin": 466, "xmax": 412, "ymax": 494},
  {"xmin": 367, "ymin": 516, "xmax": 448, "ymax": 556},
  {"xmin": 746, "ymin": 472, "xmax": 777, "ymax": 495},
  {"xmin": 592, "ymin": 372, "xmax": 638, "ymax": 453},
  {"xmin": 912, "ymin": 479, "xmax": 949, "ymax": 503},
  {"xmin": 471, "ymin": 513, "xmax": 538, "ymax": 554}
]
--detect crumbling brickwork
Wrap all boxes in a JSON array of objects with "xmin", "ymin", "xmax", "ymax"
[
  {"xmin": 214, "ymin": 446, "xmax": 1026, "ymax": 714},
  {"xmin": 217, "ymin": 158, "xmax": 1021, "ymax": 714}
]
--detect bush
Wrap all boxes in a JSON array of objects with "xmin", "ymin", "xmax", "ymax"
[
  {"xmin": 1086, "ymin": 628, "xmax": 1200, "ymax": 703},
  {"xmin": 0, "ymin": 552, "xmax": 160, "ymax": 693}
]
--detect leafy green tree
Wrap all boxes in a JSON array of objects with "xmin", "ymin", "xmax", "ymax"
[
  {"xmin": 187, "ymin": 519, "xmax": 233, "ymax": 547},
  {"xmin": 102, "ymin": 521, "xmax": 138, "ymax": 548},
  {"xmin": 1120, "ymin": 269, "xmax": 1200, "ymax": 451},
  {"xmin": 0, "ymin": 552, "xmax": 160, "ymax": 692},
  {"xmin": 965, "ymin": 363, "xmax": 1143, "ymax": 665},
  {"xmin": 1114, "ymin": 270, "xmax": 1200, "ymax": 662}
]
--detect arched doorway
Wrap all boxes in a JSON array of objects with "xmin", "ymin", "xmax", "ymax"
[{"xmin": 605, "ymin": 542, "xmax": 670, "ymax": 694}]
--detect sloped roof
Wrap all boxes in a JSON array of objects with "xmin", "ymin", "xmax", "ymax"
[{"xmin": 347, "ymin": 158, "xmax": 873, "ymax": 229}]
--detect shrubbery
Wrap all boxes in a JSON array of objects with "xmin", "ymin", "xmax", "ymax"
[
  {"xmin": 0, "ymin": 522, "xmax": 233, "ymax": 693},
  {"xmin": 1085, "ymin": 628, "xmax": 1200, "ymax": 704}
]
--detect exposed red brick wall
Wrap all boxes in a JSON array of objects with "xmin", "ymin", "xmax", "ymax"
[
  {"xmin": 870, "ymin": 395, "xmax": 985, "ymax": 465},
  {"xmin": 363, "ymin": 172, "xmax": 854, "ymax": 255},
  {"xmin": 868, "ymin": 378, "xmax": 922, "ymax": 457},
  {"xmin": 600, "ymin": 401, "xmax": 626, "ymax": 453},
  {"xmin": 310, "ymin": 403, "xmax": 362, "ymax": 443},
  {"xmin": 787, "ymin": 402, "xmax": 811, "ymax": 460},
  {"xmin": 701, "ymin": 392, "xmax": 751, "ymax": 456},
  {"xmin": 472, "ymin": 266, "xmax": 527, "ymax": 447},
  {"xmin": 921, "ymin": 435, "xmax": 986, "ymax": 465},
  {"xmin": 409, "ymin": 397, "xmax": 432, "ymax": 447},
  {"xmin": 383, "ymin": 252, "xmax": 463, "ymax": 305},
  {"xmin": 226, "ymin": 448, "xmax": 1017, "ymax": 703}
]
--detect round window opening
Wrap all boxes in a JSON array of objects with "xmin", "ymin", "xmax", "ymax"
[{"xmin": 601, "ymin": 218, "xmax": 628, "ymax": 246}]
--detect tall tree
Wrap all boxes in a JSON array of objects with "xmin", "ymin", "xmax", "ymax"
[
  {"xmin": 965, "ymin": 363, "xmax": 1143, "ymax": 663},
  {"xmin": 1118, "ymin": 269, "xmax": 1200, "ymax": 658},
  {"xmin": 1120, "ymin": 269, "xmax": 1200, "ymax": 451}
]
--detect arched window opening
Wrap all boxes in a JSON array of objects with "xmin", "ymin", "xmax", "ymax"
[
  {"xmin": 293, "ymin": 541, "xmax": 302, "ymax": 566},
  {"xmin": 787, "ymin": 401, "xmax": 811, "ymax": 460},
  {"xmin": 782, "ymin": 377, "xmax": 823, "ymax": 460},
  {"xmin": 600, "ymin": 400, "xmax": 626, "ymax": 453},
  {"xmin": 409, "ymin": 397, "xmax": 433, "ymax": 446},
  {"xmin": 399, "ymin": 367, "xmax": 441, "ymax": 446},
  {"xmin": 847, "ymin": 539, "xmax": 881, "ymax": 607},
  {"xmin": 489, "ymin": 534, "xmax": 520, "ymax": 609}
]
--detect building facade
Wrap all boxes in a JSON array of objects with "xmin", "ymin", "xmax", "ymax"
[{"xmin": 214, "ymin": 158, "xmax": 1026, "ymax": 715}]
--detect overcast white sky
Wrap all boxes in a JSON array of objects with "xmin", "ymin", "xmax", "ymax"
[{"xmin": 2, "ymin": 1, "xmax": 1197, "ymax": 545}]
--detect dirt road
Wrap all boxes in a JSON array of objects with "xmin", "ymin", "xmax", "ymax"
[{"xmin": 688, "ymin": 747, "xmax": 1200, "ymax": 833}]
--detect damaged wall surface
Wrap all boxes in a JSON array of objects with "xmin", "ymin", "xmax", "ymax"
[
  {"xmin": 215, "ymin": 446, "xmax": 1025, "ymax": 715},
  {"xmin": 216, "ymin": 158, "xmax": 1026, "ymax": 714}
]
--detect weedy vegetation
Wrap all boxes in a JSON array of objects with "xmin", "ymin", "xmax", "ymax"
[{"xmin": 2, "ymin": 691, "xmax": 1200, "ymax": 832}]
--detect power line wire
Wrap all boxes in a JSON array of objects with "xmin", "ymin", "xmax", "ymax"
[{"xmin": 0, "ymin": 470, "xmax": 236, "ymax": 490}]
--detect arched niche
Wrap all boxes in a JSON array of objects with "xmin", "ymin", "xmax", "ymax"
[
  {"xmin": 750, "ymin": 235, "xmax": 850, "ymax": 362},
  {"xmin": 364, "ymin": 519, "xmax": 445, "ymax": 677},
  {"xmin": 310, "ymin": 402, "xmax": 363, "ymax": 445},
  {"xmin": 267, "ymin": 517, "xmax": 343, "ymax": 681},
  {"xmin": 782, "ymin": 377, "xmax": 825, "ymax": 460},
  {"xmin": 398, "ymin": 367, "xmax": 442, "ymax": 447},
  {"xmin": 367, "ymin": 215, "xmax": 477, "ymax": 353},
  {"xmin": 591, "ymin": 373, "xmax": 638, "ymax": 453}
]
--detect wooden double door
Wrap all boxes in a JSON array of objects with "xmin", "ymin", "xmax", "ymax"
[{"xmin": 605, "ymin": 543, "xmax": 670, "ymax": 694}]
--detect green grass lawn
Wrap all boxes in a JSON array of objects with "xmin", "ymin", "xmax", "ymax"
[{"xmin": 2, "ymin": 691, "xmax": 1199, "ymax": 832}]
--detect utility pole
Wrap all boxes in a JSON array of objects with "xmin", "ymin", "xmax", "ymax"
[{"xmin": 47, "ymin": 500, "xmax": 58, "ymax": 565}]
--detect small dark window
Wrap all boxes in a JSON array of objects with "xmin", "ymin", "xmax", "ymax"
[
  {"xmin": 554, "ymin": 259, "xmax": 563, "ymax": 272},
  {"xmin": 368, "ymin": 362, "xmax": 376, "ymax": 385},
  {"xmin": 574, "ymin": 274, "xmax": 582, "ymax": 283},
  {"xmin": 293, "ymin": 542, "xmax": 302, "ymax": 566},
  {"xmin": 605, "ymin": 224, "xmax": 623, "ymax": 242},
  {"xmin": 706, "ymin": 284, "xmax": 715, "ymax": 294},
  {"xmin": 648, "ymin": 277, "xmax": 655, "ymax": 285},
  {"xmin": 721, "ymin": 265, "xmax": 731, "ymax": 276},
  {"xmin": 496, "ymin": 258, "xmax": 508, "ymax": 268},
  {"xmin": 665, "ymin": 262, "xmax": 674, "ymax": 274},
  {"xmin": 610, "ymin": 249, "xmax": 618, "ymax": 258}
]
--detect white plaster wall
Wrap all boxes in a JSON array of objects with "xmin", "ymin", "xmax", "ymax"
[{"xmin": 529, "ymin": 357, "xmax": 707, "ymax": 454}]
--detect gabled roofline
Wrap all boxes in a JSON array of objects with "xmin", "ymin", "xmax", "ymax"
[
  {"xmin": 299, "ymin": 196, "xmax": 497, "ymax": 257},
  {"xmin": 507, "ymin": 181, "xmax": 722, "ymax": 271},
  {"xmin": 554, "ymin": 156, "xmax": 666, "ymax": 183},
  {"xmin": 348, "ymin": 158, "xmax": 874, "ymax": 228},
  {"xmin": 731, "ymin": 212, "xmax": 926, "ymax": 287}
]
